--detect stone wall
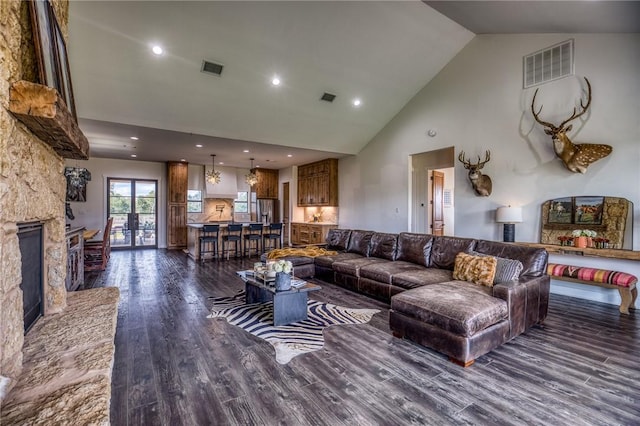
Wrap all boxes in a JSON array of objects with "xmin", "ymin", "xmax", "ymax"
[{"xmin": 0, "ymin": 0, "xmax": 69, "ymax": 400}]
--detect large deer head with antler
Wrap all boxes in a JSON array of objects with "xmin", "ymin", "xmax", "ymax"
[
  {"xmin": 458, "ymin": 150, "xmax": 492, "ymax": 196},
  {"xmin": 531, "ymin": 77, "xmax": 612, "ymax": 174}
]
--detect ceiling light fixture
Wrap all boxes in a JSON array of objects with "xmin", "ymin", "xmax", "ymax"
[
  {"xmin": 287, "ymin": 154, "xmax": 292, "ymax": 158},
  {"xmin": 130, "ymin": 136, "xmax": 139, "ymax": 140},
  {"xmin": 152, "ymin": 45, "xmax": 164, "ymax": 55},
  {"xmin": 272, "ymin": 76, "xmax": 281, "ymax": 86},
  {"xmin": 206, "ymin": 154, "xmax": 221, "ymax": 184},
  {"xmin": 353, "ymin": 98, "xmax": 362, "ymax": 107},
  {"xmin": 245, "ymin": 158, "xmax": 258, "ymax": 187},
  {"xmin": 243, "ymin": 149, "xmax": 249, "ymax": 153},
  {"xmin": 131, "ymin": 154, "xmax": 137, "ymax": 158},
  {"xmin": 196, "ymin": 144, "xmax": 203, "ymax": 148}
]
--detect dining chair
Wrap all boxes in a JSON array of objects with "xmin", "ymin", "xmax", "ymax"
[
  {"xmin": 199, "ymin": 224, "xmax": 220, "ymax": 262},
  {"xmin": 263, "ymin": 222, "xmax": 283, "ymax": 252},
  {"xmin": 243, "ymin": 223, "xmax": 263, "ymax": 257},
  {"xmin": 222, "ymin": 224, "xmax": 243, "ymax": 259},
  {"xmin": 84, "ymin": 217, "xmax": 113, "ymax": 271}
]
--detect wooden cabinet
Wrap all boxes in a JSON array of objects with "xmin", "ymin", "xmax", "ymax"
[
  {"xmin": 167, "ymin": 162, "xmax": 188, "ymax": 249},
  {"xmin": 253, "ymin": 168, "xmax": 279, "ymax": 199},
  {"xmin": 291, "ymin": 223, "xmax": 337, "ymax": 245},
  {"xmin": 297, "ymin": 158, "xmax": 338, "ymax": 206}
]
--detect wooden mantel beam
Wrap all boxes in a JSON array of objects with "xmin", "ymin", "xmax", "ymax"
[{"xmin": 8, "ymin": 80, "xmax": 89, "ymax": 160}]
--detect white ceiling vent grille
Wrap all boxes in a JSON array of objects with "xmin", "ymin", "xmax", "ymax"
[
  {"xmin": 201, "ymin": 60, "xmax": 224, "ymax": 76},
  {"xmin": 523, "ymin": 39, "xmax": 573, "ymax": 88}
]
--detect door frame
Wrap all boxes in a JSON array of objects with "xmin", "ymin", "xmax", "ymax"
[{"xmin": 107, "ymin": 177, "xmax": 158, "ymax": 250}]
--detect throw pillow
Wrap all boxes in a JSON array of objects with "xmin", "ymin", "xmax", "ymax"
[
  {"xmin": 452, "ymin": 252, "xmax": 497, "ymax": 287},
  {"xmin": 470, "ymin": 251, "xmax": 524, "ymax": 284}
]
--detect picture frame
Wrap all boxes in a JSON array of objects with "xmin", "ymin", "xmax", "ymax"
[
  {"xmin": 574, "ymin": 196, "xmax": 604, "ymax": 225},
  {"xmin": 547, "ymin": 197, "xmax": 573, "ymax": 224},
  {"xmin": 28, "ymin": 0, "xmax": 77, "ymax": 121}
]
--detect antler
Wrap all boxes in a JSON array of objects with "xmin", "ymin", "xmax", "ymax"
[
  {"xmin": 458, "ymin": 151, "xmax": 471, "ymax": 169},
  {"xmin": 531, "ymin": 89, "xmax": 555, "ymax": 129},
  {"xmin": 476, "ymin": 150, "xmax": 490, "ymax": 169},
  {"xmin": 558, "ymin": 77, "xmax": 592, "ymax": 129}
]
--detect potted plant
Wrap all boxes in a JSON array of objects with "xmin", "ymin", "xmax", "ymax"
[{"xmin": 571, "ymin": 229, "xmax": 597, "ymax": 248}]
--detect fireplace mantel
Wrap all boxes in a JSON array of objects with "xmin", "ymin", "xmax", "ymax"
[{"xmin": 8, "ymin": 80, "xmax": 89, "ymax": 160}]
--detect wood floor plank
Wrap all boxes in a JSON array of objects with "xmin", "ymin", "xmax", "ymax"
[{"xmin": 83, "ymin": 250, "xmax": 640, "ymax": 425}]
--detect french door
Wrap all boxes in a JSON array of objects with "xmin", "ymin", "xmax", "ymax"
[{"xmin": 108, "ymin": 178, "xmax": 158, "ymax": 249}]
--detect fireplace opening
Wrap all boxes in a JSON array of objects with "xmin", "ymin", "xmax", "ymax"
[{"xmin": 18, "ymin": 222, "xmax": 44, "ymax": 333}]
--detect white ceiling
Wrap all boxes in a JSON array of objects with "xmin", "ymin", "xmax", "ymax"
[{"xmin": 67, "ymin": 1, "xmax": 639, "ymax": 168}]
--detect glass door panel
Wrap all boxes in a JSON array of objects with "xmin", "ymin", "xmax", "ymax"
[{"xmin": 108, "ymin": 178, "xmax": 157, "ymax": 249}]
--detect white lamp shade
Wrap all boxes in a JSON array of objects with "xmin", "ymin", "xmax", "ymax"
[{"xmin": 496, "ymin": 206, "xmax": 523, "ymax": 223}]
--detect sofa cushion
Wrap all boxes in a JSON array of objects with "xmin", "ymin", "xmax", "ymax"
[
  {"xmin": 391, "ymin": 268, "xmax": 454, "ymax": 290},
  {"xmin": 429, "ymin": 236, "xmax": 476, "ymax": 270},
  {"xmin": 314, "ymin": 252, "xmax": 363, "ymax": 268},
  {"xmin": 325, "ymin": 229, "xmax": 352, "ymax": 251},
  {"xmin": 368, "ymin": 232, "xmax": 398, "ymax": 261},
  {"xmin": 473, "ymin": 240, "xmax": 547, "ymax": 278},
  {"xmin": 453, "ymin": 252, "xmax": 497, "ymax": 287},
  {"xmin": 332, "ymin": 257, "xmax": 390, "ymax": 277},
  {"xmin": 346, "ymin": 230, "xmax": 374, "ymax": 256},
  {"xmin": 360, "ymin": 261, "xmax": 424, "ymax": 284},
  {"xmin": 391, "ymin": 281, "xmax": 508, "ymax": 337},
  {"xmin": 396, "ymin": 233, "xmax": 434, "ymax": 267},
  {"xmin": 470, "ymin": 250, "xmax": 524, "ymax": 284}
]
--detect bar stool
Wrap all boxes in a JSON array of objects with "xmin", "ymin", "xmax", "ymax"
[
  {"xmin": 263, "ymin": 223, "xmax": 283, "ymax": 252},
  {"xmin": 222, "ymin": 224, "xmax": 243, "ymax": 259},
  {"xmin": 243, "ymin": 223, "xmax": 263, "ymax": 257},
  {"xmin": 199, "ymin": 224, "xmax": 219, "ymax": 262}
]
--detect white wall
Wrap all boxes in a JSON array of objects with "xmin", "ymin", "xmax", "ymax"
[
  {"xmin": 65, "ymin": 158, "xmax": 167, "ymax": 247},
  {"xmin": 339, "ymin": 33, "xmax": 640, "ymax": 305}
]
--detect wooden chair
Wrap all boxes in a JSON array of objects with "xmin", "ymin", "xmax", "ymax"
[
  {"xmin": 84, "ymin": 217, "xmax": 113, "ymax": 272},
  {"xmin": 243, "ymin": 223, "xmax": 263, "ymax": 257},
  {"xmin": 199, "ymin": 224, "xmax": 220, "ymax": 262},
  {"xmin": 221, "ymin": 224, "xmax": 243, "ymax": 259},
  {"xmin": 263, "ymin": 223, "xmax": 283, "ymax": 252}
]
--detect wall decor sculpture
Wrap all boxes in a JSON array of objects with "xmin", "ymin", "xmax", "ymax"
[
  {"xmin": 65, "ymin": 167, "xmax": 91, "ymax": 202},
  {"xmin": 531, "ymin": 77, "xmax": 612, "ymax": 174},
  {"xmin": 458, "ymin": 150, "xmax": 492, "ymax": 196}
]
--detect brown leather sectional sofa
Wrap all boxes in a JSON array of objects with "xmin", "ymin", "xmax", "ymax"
[{"xmin": 314, "ymin": 229, "xmax": 550, "ymax": 366}]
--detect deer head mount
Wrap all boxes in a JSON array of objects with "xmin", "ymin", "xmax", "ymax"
[
  {"xmin": 531, "ymin": 77, "xmax": 612, "ymax": 174},
  {"xmin": 458, "ymin": 150, "xmax": 492, "ymax": 197}
]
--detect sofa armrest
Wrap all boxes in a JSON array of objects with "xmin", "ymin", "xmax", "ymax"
[{"xmin": 492, "ymin": 275, "xmax": 550, "ymax": 339}]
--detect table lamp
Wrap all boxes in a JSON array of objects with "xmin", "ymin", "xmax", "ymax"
[{"xmin": 496, "ymin": 206, "xmax": 523, "ymax": 242}]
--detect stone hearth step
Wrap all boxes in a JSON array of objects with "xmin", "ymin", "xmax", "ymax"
[{"xmin": 1, "ymin": 287, "xmax": 119, "ymax": 425}]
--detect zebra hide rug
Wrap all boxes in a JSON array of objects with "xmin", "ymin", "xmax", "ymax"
[{"xmin": 207, "ymin": 291, "xmax": 379, "ymax": 364}]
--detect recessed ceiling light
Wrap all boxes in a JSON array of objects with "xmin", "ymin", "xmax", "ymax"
[
  {"xmin": 196, "ymin": 144, "xmax": 203, "ymax": 148},
  {"xmin": 180, "ymin": 159, "xmax": 186, "ymax": 162},
  {"xmin": 219, "ymin": 162, "xmax": 224, "ymax": 165},
  {"xmin": 256, "ymin": 165, "xmax": 261, "ymax": 168},
  {"xmin": 131, "ymin": 154, "xmax": 137, "ymax": 158},
  {"xmin": 353, "ymin": 98, "xmax": 362, "ymax": 107},
  {"xmin": 130, "ymin": 136, "xmax": 139, "ymax": 140},
  {"xmin": 243, "ymin": 149, "xmax": 249, "ymax": 153},
  {"xmin": 287, "ymin": 154, "xmax": 293, "ymax": 158},
  {"xmin": 271, "ymin": 76, "xmax": 281, "ymax": 86},
  {"xmin": 152, "ymin": 45, "xmax": 163, "ymax": 55}
]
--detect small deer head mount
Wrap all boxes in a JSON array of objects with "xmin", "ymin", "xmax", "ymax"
[
  {"xmin": 458, "ymin": 150, "xmax": 492, "ymax": 197},
  {"xmin": 531, "ymin": 77, "xmax": 612, "ymax": 174}
]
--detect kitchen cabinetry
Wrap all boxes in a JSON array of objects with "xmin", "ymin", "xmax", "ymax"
[
  {"xmin": 253, "ymin": 168, "xmax": 279, "ymax": 199},
  {"xmin": 167, "ymin": 161, "xmax": 188, "ymax": 249},
  {"xmin": 297, "ymin": 158, "xmax": 338, "ymax": 206},
  {"xmin": 291, "ymin": 223, "xmax": 337, "ymax": 245}
]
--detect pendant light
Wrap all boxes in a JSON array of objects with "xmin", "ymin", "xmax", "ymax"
[
  {"xmin": 206, "ymin": 154, "xmax": 221, "ymax": 184},
  {"xmin": 245, "ymin": 158, "xmax": 258, "ymax": 186}
]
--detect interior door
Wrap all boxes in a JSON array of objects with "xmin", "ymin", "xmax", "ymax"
[
  {"xmin": 431, "ymin": 171, "xmax": 445, "ymax": 236},
  {"xmin": 108, "ymin": 178, "xmax": 158, "ymax": 249}
]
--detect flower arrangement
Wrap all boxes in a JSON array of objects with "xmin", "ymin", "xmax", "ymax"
[
  {"xmin": 572, "ymin": 229, "xmax": 597, "ymax": 238},
  {"xmin": 273, "ymin": 259, "xmax": 293, "ymax": 274}
]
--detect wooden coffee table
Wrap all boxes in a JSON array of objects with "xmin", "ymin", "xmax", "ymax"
[{"xmin": 236, "ymin": 271, "xmax": 321, "ymax": 326}]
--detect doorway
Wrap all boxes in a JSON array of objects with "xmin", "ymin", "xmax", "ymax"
[
  {"xmin": 410, "ymin": 147, "xmax": 455, "ymax": 235},
  {"xmin": 107, "ymin": 178, "xmax": 158, "ymax": 249}
]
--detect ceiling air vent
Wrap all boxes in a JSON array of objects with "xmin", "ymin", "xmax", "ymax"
[
  {"xmin": 201, "ymin": 60, "xmax": 224, "ymax": 76},
  {"xmin": 523, "ymin": 39, "xmax": 573, "ymax": 88},
  {"xmin": 320, "ymin": 92, "xmax": 336, "ymax": 103}
]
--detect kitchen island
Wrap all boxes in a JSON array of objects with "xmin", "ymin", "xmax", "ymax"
[{"xmin": 187, "ymin": 222, "xmax": 269, "ymax": 261}]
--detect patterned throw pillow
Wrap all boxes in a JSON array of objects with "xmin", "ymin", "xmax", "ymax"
[
  {"xmin": 452, "ymin": 252, "xmax": 497, "ymax": 287},
  {"xmin": 470, "ymin": 251, "xmax": 524, "ymax": 284}
]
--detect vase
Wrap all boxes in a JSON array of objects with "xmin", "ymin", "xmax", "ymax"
[
  {"xmin": 275, "ymin": 272, "xmax": 292, "ymax": 291},
  {"xmin": 575, "ymin": 236, "xmax": 588, "ymax": 248}
]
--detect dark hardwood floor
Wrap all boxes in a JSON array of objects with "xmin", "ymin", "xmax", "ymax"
[{"xmin": 84, "ymin": 249, "xmax": 640, "ymax": 425}]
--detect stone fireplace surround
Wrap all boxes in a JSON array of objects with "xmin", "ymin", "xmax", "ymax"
[{"xmin": 1, "ymin": 2, "xmax": 117, "ymax": 422}]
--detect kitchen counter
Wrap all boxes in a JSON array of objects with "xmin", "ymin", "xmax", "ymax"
[{"xmin": 187, "ymin": 222, "xmax": 274, "ymax": 260}]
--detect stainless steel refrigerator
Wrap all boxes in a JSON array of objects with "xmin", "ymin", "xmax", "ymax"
[{"xmin": 256, "ymin": 199, "xmax": 279, "ymax": 224}]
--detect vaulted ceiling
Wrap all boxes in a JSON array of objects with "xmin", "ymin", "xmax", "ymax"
[{"xmin": 67, "ymin": 1, "xmax": 639, "ymax": 168}]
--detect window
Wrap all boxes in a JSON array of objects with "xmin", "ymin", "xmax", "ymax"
[
  {"xmin": 187, "ymin": 190, "xmax": 202, "ymax": 213},
  {"xmin": 234, "ymin": 191, "xmax": 248, "ymax": 213}
]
